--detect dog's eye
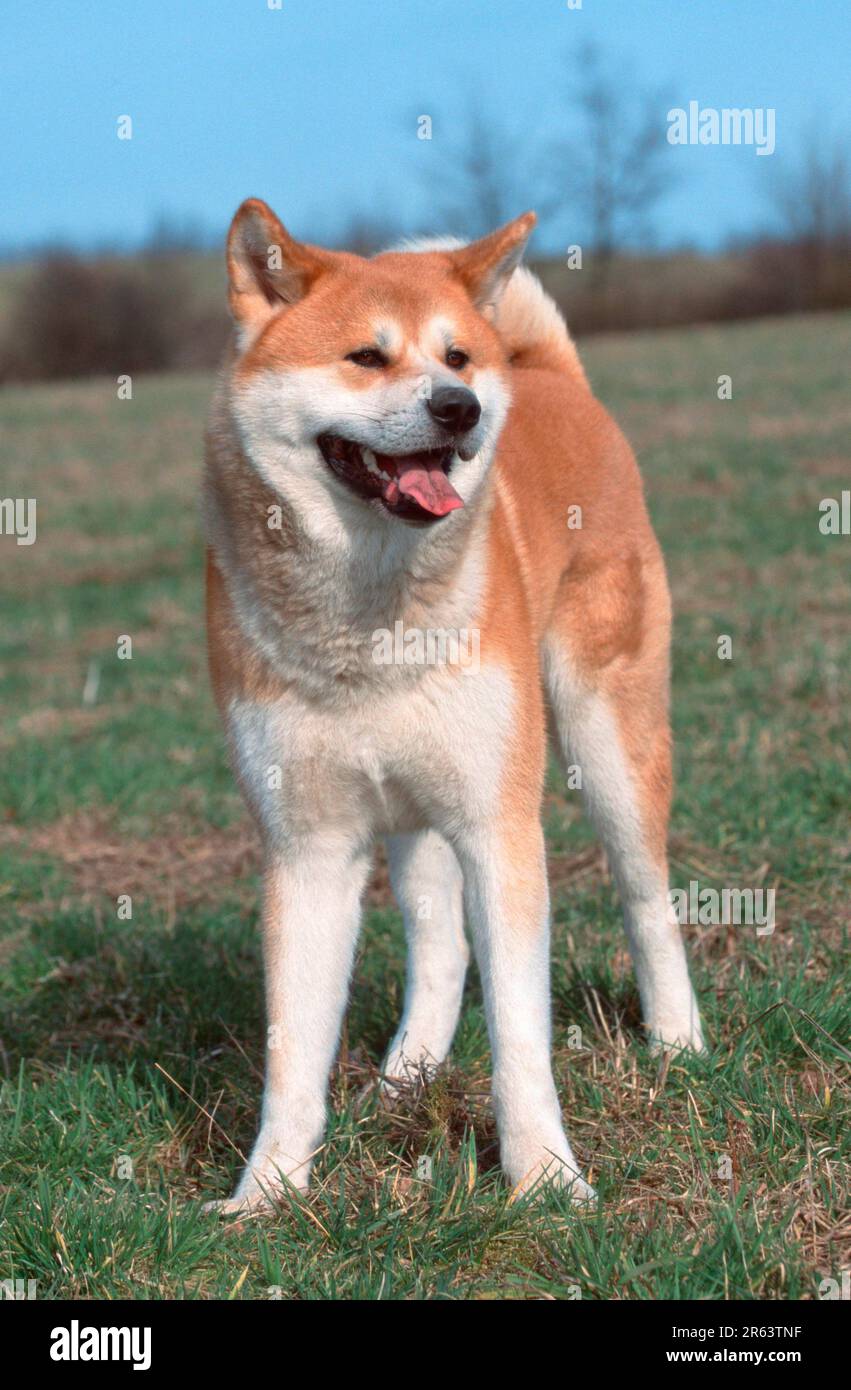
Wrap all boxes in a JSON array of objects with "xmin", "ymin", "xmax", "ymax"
[
  {"xmin": 446, "ymin": 348, "xmax": 469, "ymax": 370},
  {"xmin": 346, "ymin": 348, "xmax": 387, "ymax": 369}
]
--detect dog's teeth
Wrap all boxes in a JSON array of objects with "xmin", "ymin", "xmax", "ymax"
[{"xmin": 364, "ymin": 448, "xmax": 393, "ymax": 480}]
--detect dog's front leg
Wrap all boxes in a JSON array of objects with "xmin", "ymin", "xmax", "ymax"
[
  {"xmin": 217, "ymin": 839, "xmax": 370, "ymax": 1212},
  {"xmin": 457, "ymin": 818, "xmax": 595, "ymax": 1203}
]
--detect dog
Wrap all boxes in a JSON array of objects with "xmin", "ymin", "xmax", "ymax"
[{"xmin": 203, "ymin": 197, "xmax": 705, "ymax": 1211}]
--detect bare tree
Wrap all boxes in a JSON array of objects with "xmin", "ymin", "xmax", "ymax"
[
  {"xmin": 772, "ymin": 128, "xmax": 851, "ymax": 246},
  {"xmin": 765, "ymin": 127, "xmax": 851, "ymax": 310},
  {"xmin": 548, "ymin": 43, "xmax": 680, "ymax": 285},
  {"xmin": 417, "ymin": 104, "xmax": 530, "ymax": 241}
]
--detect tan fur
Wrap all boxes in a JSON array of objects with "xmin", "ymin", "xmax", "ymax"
[
  {"xmin": 202, "ymin": 200, "xmax": 703, "ymax": 1209},
  {"xmin": 476, "ymin": 365, "xmax": 673, "ymax": 863},
  {"xmin": 209, "ymin": 207, "xmax": 676, "ymax": 960}
]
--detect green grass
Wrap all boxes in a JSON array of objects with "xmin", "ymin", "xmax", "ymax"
[{"xmin": 0, "ymin": 314, "xmax": 848, "ymax": 1299}]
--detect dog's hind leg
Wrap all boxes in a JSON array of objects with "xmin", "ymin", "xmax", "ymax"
[
  {"xmin": 542, "ymin": 589, "xmax": 705, "ymax": 1054},
  {"xmin": 381, "ymin": 831, "xmax": 469, "ymax": 1092}
]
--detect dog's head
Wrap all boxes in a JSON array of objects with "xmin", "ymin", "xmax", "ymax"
[{"xmin": 223, "ymin": 198, "xmax": 535, "ymax": 534}]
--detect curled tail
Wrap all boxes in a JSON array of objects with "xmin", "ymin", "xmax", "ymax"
[{"xmin": 495, "ymin": 263, "xmax": 587, "ymax": 383}]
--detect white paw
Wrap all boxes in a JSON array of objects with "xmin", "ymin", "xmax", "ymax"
[
  {"xmin": 206, "ymin": 1129, "xmax": 314, "ymax": 1213},
  {"xmin": 379, "ymin": 1047, "xmax": 439, "ymax": 1101},
  {"xmin": 647, "ymin": 1015, "xmax": 706, "ymax": 1055},
  {"xmin": 202, "ymin": 1193, "xmax": 267, "ymax": 1218},
  {"xmin": 644, "ymin": 975, "xmax": 706, "ymax": 1053},
  {"xmin": 504, "ymin": 1137, "xmax": 596, "ymax": 1206}
]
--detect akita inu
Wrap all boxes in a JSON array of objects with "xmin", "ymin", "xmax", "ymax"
[{"xmin": 203, "ymin": 198, "xmax": 705, "ymax": 1211}]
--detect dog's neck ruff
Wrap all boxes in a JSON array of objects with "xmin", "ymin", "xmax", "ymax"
[{"xmin": 204, "ymin": 424, "xmax": 495, "ymax": 703}]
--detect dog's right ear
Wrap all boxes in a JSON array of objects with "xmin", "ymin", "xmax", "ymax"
[{"xmin": 226, "ymin": 198, "xmax": 333, "ymax": 339}]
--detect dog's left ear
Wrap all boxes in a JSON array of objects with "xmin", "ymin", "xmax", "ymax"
[{"xmin": 451, "ymin": 212, "xmax": 536, "ymax": 312}]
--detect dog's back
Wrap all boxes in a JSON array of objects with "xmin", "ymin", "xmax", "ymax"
[{"xmin": 480, "ymin": 265, "xmax": 670, "ymax": 690}]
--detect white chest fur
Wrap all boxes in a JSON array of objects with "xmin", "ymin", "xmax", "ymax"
[{"xmin": 227, "ymin": 657, "xmax": 514, "ymax": 852}]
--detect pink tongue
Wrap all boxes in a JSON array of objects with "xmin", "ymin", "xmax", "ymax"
[{"xmin": 384, "ymin": 459, "xmax": 464, "ymax": 517}]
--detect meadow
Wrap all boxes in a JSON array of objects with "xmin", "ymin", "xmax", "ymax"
[{"xmin": 0, "ymin": 312, "xmax": 848, "ymax": 1300}]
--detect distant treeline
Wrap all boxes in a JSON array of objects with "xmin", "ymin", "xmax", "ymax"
[
  {"xmin": 4, "ymin": 42, "xmax": 849, "ymax": 382},
  {"xmin": 0, "ymin": 234, "xmax": 848, "ymax": 384},
  {"xmin": 0, "ymin": 252, "xmax": 225, "ymax": 382}
]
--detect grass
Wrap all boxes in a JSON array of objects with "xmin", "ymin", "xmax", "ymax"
[{"xmin": 0, "ymin": 313, "xmax": 849, "ymax": 1300}]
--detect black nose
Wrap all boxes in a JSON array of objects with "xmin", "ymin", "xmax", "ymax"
[{"xmin": 427, "ymin": 385, "xmax": 481, "ymax": 434}]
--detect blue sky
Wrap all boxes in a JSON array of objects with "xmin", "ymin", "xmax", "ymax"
[{"xmin": 1, "ymin": 0, "xmax": 848, "ymax": 255}]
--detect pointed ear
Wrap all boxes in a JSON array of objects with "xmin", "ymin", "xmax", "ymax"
[
  {"xmin": 450, "ymin": 212, "xmax": 537, "ymax": 311},
  {"xmin": 226, "ymin": 198, "xmax": 333, "ymax": 336}
]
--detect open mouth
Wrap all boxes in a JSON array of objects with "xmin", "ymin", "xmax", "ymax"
[{"xmin": 317, "ymin": 434, "xmax": 464, "ymax": 523}]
